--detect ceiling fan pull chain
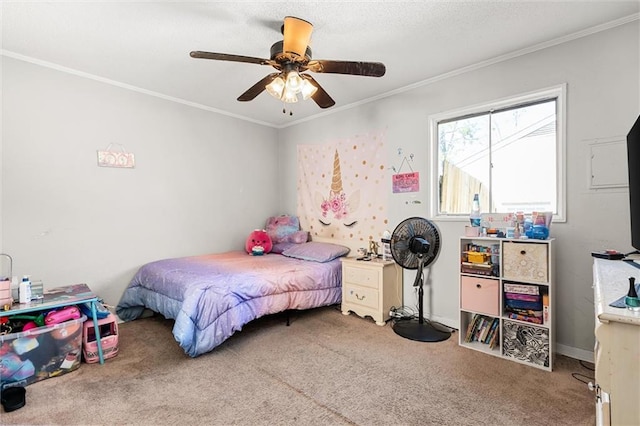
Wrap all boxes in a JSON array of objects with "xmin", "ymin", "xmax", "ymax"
[{"xmin": 282, "ymin": 103, "xmax": 294, "ymax": 116}]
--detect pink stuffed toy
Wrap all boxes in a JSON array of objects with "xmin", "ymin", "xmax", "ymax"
[{"xmin": 245, "ymin": 229, "xmax": 273, "ymax": 255}]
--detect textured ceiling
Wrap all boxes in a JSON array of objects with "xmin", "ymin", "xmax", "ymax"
[{"xmin": 2, "ymin": 1, "xmax": 639, "ymax": 127}]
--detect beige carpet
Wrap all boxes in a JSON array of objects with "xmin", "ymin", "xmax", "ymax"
[{"xmin": 2, "ymin": 306, "xmax": 595, "ymax": 425}]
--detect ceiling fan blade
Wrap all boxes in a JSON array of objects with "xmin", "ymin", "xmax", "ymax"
[
  {"xmin": 306, "ymin": 60, "xmax": 386, "ymax": 77},
  {"xmin": 283, "ymin": 16, "xmax": 313, "ymax": 59},
  {"xmin": 301, "ymin": 74, "xmax": 335, "ymax": 109},
  {"xmin": 237, "ymin": 73, "xmax": 280, "ymax": 102},
  {"xmin": 190, "ymin": 51, "xmax": 273, "ymax": 66}
]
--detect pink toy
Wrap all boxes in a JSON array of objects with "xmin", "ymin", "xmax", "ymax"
[
  {"xmin": 245, "ymin": 229, "xmax": 273, "ymax": 255},
  {"xmin": 83, "ymin": 313, "xmax": 119, "ymax": 363},
  {"xmin": 22, "ymin": 321, "xmax": 38, "ymax": 331},
  {"xmin": 45, "ymin": 305, "xmax": 81, "ymax": 326}
]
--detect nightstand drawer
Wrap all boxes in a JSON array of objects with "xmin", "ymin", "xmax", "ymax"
[
  {"xmin": 460, "ymin": 276, "xmax": 499, "ymax": 316},
  {"xmin": 343, "ymin": 265, "xmax": 380, "ymax": 289},
  {"xmin": 502, "ymin": 242, "xmax": 548, "ymax": 283},
  {"xmin": 343, "ymin": 283, "xmax": 379, "ymax": 310}
]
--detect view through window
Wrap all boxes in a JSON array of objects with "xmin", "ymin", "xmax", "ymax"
[{"xmin": 431, "ymin": 86, "xmax": 565, "ymax": 221}]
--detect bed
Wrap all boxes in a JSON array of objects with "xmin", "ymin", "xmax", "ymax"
[{"xmin": 116, "ymin": 239, "xmax": 351, "ymax": 357}]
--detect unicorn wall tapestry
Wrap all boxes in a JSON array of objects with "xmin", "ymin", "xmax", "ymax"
[{"xmin": 297, "ymin": 131, "xmax": 388, "ymax": 243}]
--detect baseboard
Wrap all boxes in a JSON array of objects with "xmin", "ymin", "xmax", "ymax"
[
  {"xmin": 556, "ymin": 343, "xmax": 594, "ymax": 363},
  {"xmin": 430, "ymin": 314, "xmax": 459, "ymax": 332}
]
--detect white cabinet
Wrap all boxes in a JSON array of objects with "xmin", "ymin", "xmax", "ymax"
[
  {"xmin": 592, "ymin": 258, "xmax": 640, "ymax": 426},
  {"xmin": 459, "ymin": 237, "xmax": 555, "ymax": 371},
  {"xmin": 341, "ymin": 257, "xmax": 402, "ymax": 325}
]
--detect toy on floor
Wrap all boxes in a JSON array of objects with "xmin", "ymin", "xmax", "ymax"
[{"xmin": 82, "ymin": 313, "xmax": 119, "ymax": 363}]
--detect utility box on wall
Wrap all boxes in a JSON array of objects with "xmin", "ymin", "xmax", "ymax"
[{"xmin": 589, "ymin": 137, "xmax": 628, "ymax": 189}]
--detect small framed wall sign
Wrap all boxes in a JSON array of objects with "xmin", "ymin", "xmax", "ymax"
[
  {"xmin": 392, "ymin": 172, "xmax": 419, "ymax": 193},
  {"xmin": 97, "ymin": 144, "xmax": 135, "ymax": 168}
]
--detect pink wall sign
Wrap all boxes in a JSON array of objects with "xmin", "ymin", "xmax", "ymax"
[{"xmin": 392, "ymin": 172, "xmax": 419, "ymax": 193}]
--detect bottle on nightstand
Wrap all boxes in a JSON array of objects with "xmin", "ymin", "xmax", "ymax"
[{"xmin": 381, "ymin": 230, "xmax": 392, "ymax": 261}]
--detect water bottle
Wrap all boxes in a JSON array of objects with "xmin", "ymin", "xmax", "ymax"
[
  {"xmin": 469, "ymin": 193, "xmax": 481, "ymax": 227},
  {"xmin": 19, "ymin": 275, "xmax": 32, "ymax": 304}
]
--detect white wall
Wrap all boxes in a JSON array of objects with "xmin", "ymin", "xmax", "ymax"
[
  {"xmin": 278, "ymin": 21, "xmax": 640, "ymax": 358},
  {"xmin": 1, "ymin": 58, "xmax": 280, "ymax": 306}
]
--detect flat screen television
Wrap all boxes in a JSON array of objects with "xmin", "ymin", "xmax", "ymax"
[{"xmin": 628, "ymin": 114, "xmax": 640, "ymax": 253}]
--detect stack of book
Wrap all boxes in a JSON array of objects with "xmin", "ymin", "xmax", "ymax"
[
  {"xmin": 460, "ymin": 261, "xmax": 495, "ymax": 276},
  {"xmin": 504, "ymin": 283, "xmax": 544, "ymax": 324},
  {"xmin": 460, "ymin": 243, "xmax": 500, "ymax": 277},
  {"xmin": 464, "ymin": 314, "xmax": 500, "ymax": 349}
]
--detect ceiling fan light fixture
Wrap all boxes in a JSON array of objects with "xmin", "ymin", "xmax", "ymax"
[
  {"xmin": 283, "ymin": 16, "xmax": 313, "ymax": 58},
  {"xmin": 281, "ymin": 87, "xmax": 299, "ymax": 103},
  {"xmin": 266, "ymin": 70, "xmax": 315, "ymax": 104},
  {"xmin": 265, "ymin": 76, "xmax": 285, "ymax": 99},
  {"xmin": 300, "ymin": 78, "xmax": 318, "ymax": 100},
  {"xmin": 285, "ymin": 70, "xmax": 303, "ymax": 92}
]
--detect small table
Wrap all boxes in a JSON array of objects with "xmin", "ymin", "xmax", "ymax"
[
  {"xmin": 340, "ymin": 257, "xmax": 402, "ymax": 325},
  {"xmin": 0, "ymin": 283, "xmax": 105, "ymax": 364}
]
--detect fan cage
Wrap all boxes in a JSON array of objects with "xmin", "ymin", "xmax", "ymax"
[{"xmin": 390, "ymin": 217, "xmax": 441, "ymax": 270}]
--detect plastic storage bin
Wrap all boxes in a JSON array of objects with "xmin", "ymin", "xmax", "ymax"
[
  {"xmin": 0, "ymin": 315, "xmax": 86, "ymax": 390},
  {"xmin": 82, "ymin": 313, "xmax": 119, "ymax": 363}
]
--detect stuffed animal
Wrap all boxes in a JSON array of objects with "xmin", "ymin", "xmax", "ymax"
[
  {"xmin": 245, "ymin": 229, "xmax": 273, "ymax": 256},
  {"xmin": 265, "ymin": 215, "xmax": 308, "ymax": 244}
]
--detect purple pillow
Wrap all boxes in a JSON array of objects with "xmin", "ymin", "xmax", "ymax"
[
  {"xmin": 281, "ymin": 242, "xmax": 350, "ymax": 263},
  {"xmin": 271, "ymin": 242, "xmax": 296, "ymax": 254}
]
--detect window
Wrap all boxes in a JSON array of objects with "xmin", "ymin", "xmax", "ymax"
[{"xmin": 429, "ymin": 85, "xmax": 566, "ymax": 222}]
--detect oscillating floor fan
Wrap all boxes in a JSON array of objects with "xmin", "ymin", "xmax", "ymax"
[{"xmin": 390, "ymin": 217, "xmax": 451, "ymax": 342}]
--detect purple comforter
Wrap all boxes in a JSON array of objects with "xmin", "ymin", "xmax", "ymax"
[{"xmin": 116, "ymin": 251, "xmax": 342, "ymax": 357}]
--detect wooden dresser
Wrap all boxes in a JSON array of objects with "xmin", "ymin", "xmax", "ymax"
[{"xmin": 592, "ymin": 258, "xmax": 640, "ymax": 426}]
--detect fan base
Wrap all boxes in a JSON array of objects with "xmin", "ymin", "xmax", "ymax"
[{"xmin": 392, "ymin": 319, "xmax": 451, "ymax": 342}]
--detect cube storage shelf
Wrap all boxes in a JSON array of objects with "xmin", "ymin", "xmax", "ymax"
[{"xmin": 459, "ymin": 236, "xmax": 555, "ymax": 371}]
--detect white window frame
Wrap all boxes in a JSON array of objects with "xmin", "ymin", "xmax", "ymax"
[{"xmin": 428, "ymin": 84, "xmax": 567, "ymax": 223}]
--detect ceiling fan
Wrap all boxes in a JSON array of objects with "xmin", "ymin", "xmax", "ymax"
[{"xmin": 189, "ymin": 16, "xmax": 386, "ymax": 109}]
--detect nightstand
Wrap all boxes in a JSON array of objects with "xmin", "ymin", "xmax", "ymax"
[{"xmin": 340, "ymin": 257, "xmax": 402, "ymax": 325}]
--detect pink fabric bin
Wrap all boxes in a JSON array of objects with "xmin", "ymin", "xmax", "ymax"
[{"xmin": 460, "ymin": 276, "xmax": 499, "ymax": 316}]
